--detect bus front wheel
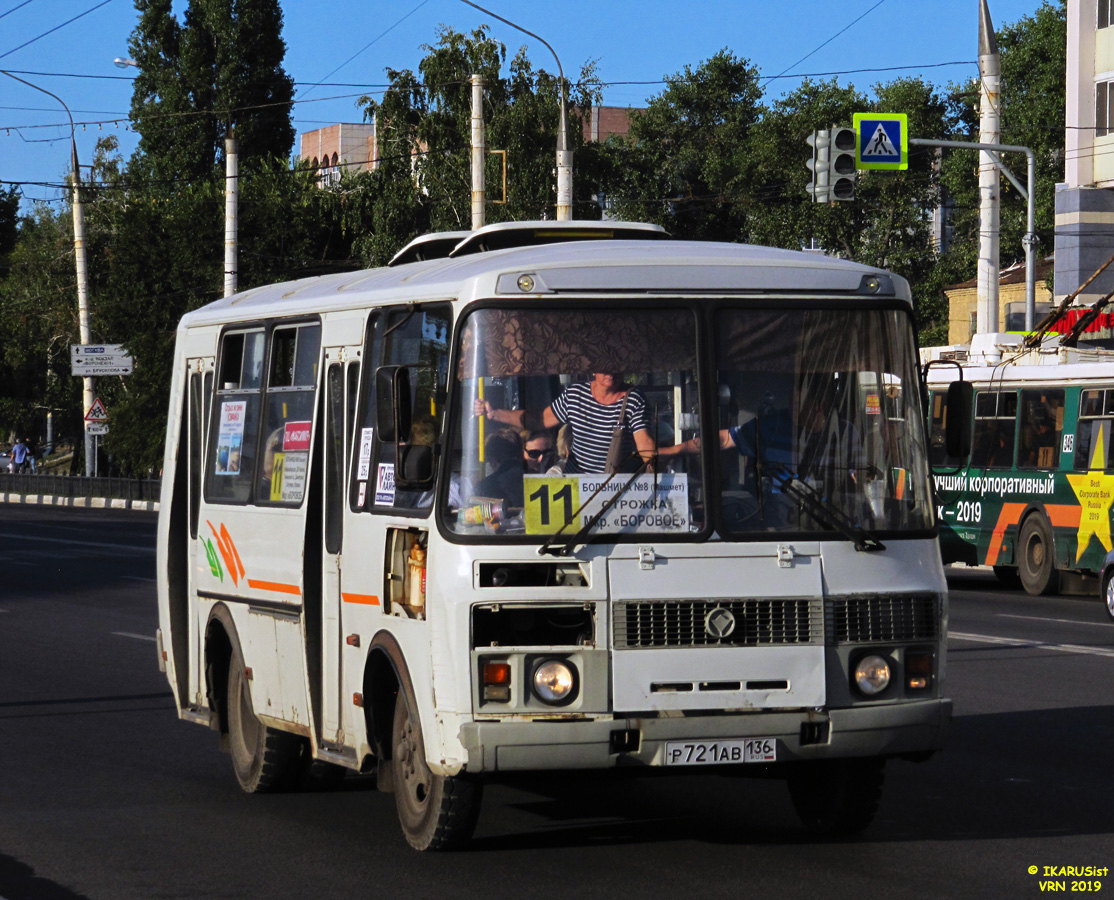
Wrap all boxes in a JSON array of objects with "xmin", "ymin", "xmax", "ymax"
[
  {"xmin": 1018, "ymin": 515, "xmax": 1060, "ymax": 596},
  {"xmin": 391, "ymin": 689, "xmax": 482, "ymax": 851},
  {"xmin": 786, "ymin": 758, "xmax": 885, "ymax": 836},
  {"xmin": 1104, "ymin": 574, "xmax": 1114, "ymax": 622},
  {"xmin": 226, "ymin": 647, "xmax": 302, "ymax": 793}
]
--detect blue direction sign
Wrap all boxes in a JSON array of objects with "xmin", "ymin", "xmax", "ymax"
[{"xmin": 853, "ymin": 112, "xmax": 908, "ymax": 170}]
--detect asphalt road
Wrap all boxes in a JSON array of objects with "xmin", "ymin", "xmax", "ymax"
[{"xmin": 1, "ymin": 505, "xmax": 1112, "ymax": 900}]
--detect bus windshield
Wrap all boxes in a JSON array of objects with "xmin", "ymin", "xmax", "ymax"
[
  {"xmin": 445, "ymin": 305, "xmax": 704, "ymax": 538},
  {"xmin": 442, "ymin": 303, "xmax": 933, "ymax": 541},
  {"xmin": 711, "ymin": 306, "xmax": 934, "ymax": 536}
]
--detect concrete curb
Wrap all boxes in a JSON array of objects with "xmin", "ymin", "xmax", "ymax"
[{"xmin": 1, "ymin": 492, "xmax": 159, "ymax": 512}]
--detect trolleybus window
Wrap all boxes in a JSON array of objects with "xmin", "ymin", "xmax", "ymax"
[
  {"xmin": 712, "ymin": 307, "xmax": 933, "ymax": 534},
  {"xmin": 1018, "ymin": 389, "xmax": 1064, "ymax": 469},
  {"xmin": 1074, "ymin": 388, "xmax": 1114, "ymax": 470},
  {"xmin": 971, "ymin": 390, "xmax": 1018, "ymax": 468}
]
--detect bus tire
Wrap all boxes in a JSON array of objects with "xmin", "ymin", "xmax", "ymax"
[
  {"xmin": 391, "ymin": 688, "xmax": 482, "ymax": 851},
  {"xmin": 226, "ymin": 646, "xmax": 302, "ymax": 793},
  {"xmin": 1104, "ymin": 573, "xmax": 1114, "ymax": 622},
  {"xmin": 1018, "ymin": 514, "xmax": 1059, "ymax": 596},
  {"xmin": 786, "ymin": 758, "xmax": 885, "ymax": 836}
]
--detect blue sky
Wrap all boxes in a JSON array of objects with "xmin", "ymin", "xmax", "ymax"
[{"xmin": 1, "ymin": 0, "xmax": 1051, "ymax": 208}]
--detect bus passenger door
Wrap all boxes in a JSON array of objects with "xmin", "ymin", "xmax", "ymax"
[
  {"xmin": 184, "ymin": 355, "xmax": 213, "ymax": 709},
  {"xmin": 321, "ymin": 346, "xmax": 359, "ymax": 743}
]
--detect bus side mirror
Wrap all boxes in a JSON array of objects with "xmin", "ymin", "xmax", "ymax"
[
  {"xmin": 375, "ymin": 366, "xmax": 412, "ymax": 444},
  {"xmin": 398, "ymin": 443, "xmax": 434, "ymax": 488},
  {"xmin": 945, "ymin": 380, "xmax": 973, "ymax": 459}
]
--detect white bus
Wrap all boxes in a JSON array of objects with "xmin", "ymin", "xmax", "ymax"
[{"xmin": 156, "ymin": 221, "xmax": 952, "ymax": 850}]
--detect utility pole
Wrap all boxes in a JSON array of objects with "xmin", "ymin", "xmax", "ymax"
[
  {"xmin": 459, "ymin": 0, "xmax": 573, "ymax": 220},
  {"xmin": 977, "ymin": 0, "xmax": 1001, "ymax": 335},
  {"xmin": 224, "ymin": 133, "xmax": 238, "ymax": 298},
  {"xmin": 471, "ymin": 75, "xmax": 485, "ymax": 230},
  {"xmin": 71, "ymin": 140, "xmax": 95, "ymax": 476}
]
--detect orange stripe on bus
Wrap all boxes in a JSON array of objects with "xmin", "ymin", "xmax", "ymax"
[
  {"xmin": 985, "ymin": 502, "xmax": 1026, "ymax": 566},
  {"xmin": 342, "ymin": 593, "xmax": 381, "ymax": 606},
  {"xmin": 246, "ymin": 579, "xmax": 302, "ymax": 596},
  {"xmin": 1046, "ymin": 504, "xmax": 1081, "ymax": 529}
]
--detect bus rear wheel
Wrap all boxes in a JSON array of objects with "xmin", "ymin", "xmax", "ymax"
[
  {"xmin": 391, "ymin": 689, "xmax": 482, "ymax": 851},
  {"xmin": 786, "ymin": 758, "xmax": 885, "ymax": 836},
  {"xmin": 1018, "ymin": 514, "xmax": 1060, "ymax": 596},
  {"xmin": 1104, "ymin": 574, "xmax": 1114, "ymax": 622},
  {"xmin": 226, "ymin": 648, "xmax": 302, "ymax": 793}
]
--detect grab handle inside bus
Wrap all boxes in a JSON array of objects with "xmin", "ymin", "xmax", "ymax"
[{"xmin": 376, "ymin": 365, "xmax": 412, "ymax": 444}]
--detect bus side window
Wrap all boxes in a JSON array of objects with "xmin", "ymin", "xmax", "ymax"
[
  {"xmin": 206, "ymin": 329, "xmax": 266, "ymax": 504},
  {"xmin": 371, "ymin": 306, "xmax": 451, "ymax": 512},
  {"xmin": 1019, "ymin": 389, "xmax": 1064, "ymax": 469},
  {"xmin": 1074, "ymin": 388, "xmax": 1113, "ymax": 469},
  {"xmin": 351, "ymin": 313, "xmax": 382, "ymax": 512},
  {"xmin": 971, "ymin": 390, "xmax": 1017, "ymax": 468},
  {"xmin": 255, "ymin": 323, "xmax": 322, "ymax": 506}
]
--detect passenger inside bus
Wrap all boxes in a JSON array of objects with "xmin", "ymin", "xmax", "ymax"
[
  {"xmin": 473, "ymin": 373, "xmax": 656, "ymax": 474},
  {"xmin": 474, "ymin": 428, "xmax": 526, "ymax": 507}
]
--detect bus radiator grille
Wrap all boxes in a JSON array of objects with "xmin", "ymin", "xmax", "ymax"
[
  {"xmin": 826, "ymin": 594, "xmax": 939, "ymax": 645},
  {"xmin": 612, "ymin": 599, "xmax": 821, "ymax": 649}
]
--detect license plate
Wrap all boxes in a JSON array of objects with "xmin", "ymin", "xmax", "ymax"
[{"xmin": 664, "ymin": 738, "xmax": 777, "ymax": 766}]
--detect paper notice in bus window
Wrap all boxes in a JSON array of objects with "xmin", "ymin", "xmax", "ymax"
[
  {"xmin": 865, "ymin": 393, "xmax": 881, "ymax": 415},
  {"xmin": 375, "ymin": 463, "xmax": 396, "ymax": 504},
  {"xmin": 280, "ymin": 450, "xmax": 309, "ymax": 502},
  {"xmin": 357, "ymin": 427, "xmax": 374, "ymax": 480},
  {"xmin": 357, "ymin": 482, "xmax": 368, "ymax": 507},
  {"xmin": 215, "ymin": 400, "xmax": 246, "ymax": 475},
  {"xmin": 523, "ymin": 473, "xmax": 690, "ymax": 535}
]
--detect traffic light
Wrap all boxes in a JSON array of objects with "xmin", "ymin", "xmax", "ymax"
[
  {"xmin": 805, "ymin": 129, "xmax": 830, "ymax": 203},
  {"xmin": 828, "ymin": 126, "xmax": 858, "ymax": 201}
]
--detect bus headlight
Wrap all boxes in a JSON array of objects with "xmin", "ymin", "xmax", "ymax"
[
  {"xmin": 853, "ymin": 654, "xmax": 891, "ymax": 696},
  {"xmin": 532, "ymin": 659, "xmax": 578, "ymax": 705}
]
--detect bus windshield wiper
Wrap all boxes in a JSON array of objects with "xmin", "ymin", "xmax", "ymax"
[
  {"xmin": 772, "ymin": 468, "xmax": 885, "ymax": 552},
  {"xmin": 538, "ymin": 454, "xmax": 652, "ymax": 558}
]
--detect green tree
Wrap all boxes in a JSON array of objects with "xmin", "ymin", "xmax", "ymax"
[
  {"xmin": 129, "ymin": 0, "xmax": 295, "ymax": 181},
  {"xmin": 600, "ymin": 50, "xmax": 764, "ymax": 242}
]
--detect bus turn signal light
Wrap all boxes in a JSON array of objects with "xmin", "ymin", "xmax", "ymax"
[
  {"xmin": 905, "ymin": 651, "xmax": 933, "ymax": 690},
  {"xmin": 482, "ymin": 661, "xmax": 511, "ymax": 702}
]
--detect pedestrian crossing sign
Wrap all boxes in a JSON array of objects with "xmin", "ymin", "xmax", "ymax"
[{"xmin": 853, "ymin": 112, "xmax": 908, "ymax": 170}]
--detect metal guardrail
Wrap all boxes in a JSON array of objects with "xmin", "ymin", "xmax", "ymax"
[{"xmin": 0, "ymin": 473, "xmax": 161, "ymax": 502}]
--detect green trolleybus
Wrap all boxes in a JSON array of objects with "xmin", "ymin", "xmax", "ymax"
[{"xmin": 926, "ymin": 331, "xmax": 1114, "ymax": 600}]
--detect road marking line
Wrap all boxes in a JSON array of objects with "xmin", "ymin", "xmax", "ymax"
[
  {"xmin": 123, "ymin": 575, "xmax": 156, "ymax": 582},
  {"xmin": 0, "ymin": 531, "xmax": 152, "ymax": 553},
  {"xmin": 950, "ymin": 631, "xmax": 1114, "ymax": 659},
  {"xmin": 997, "ymin": 613, "xmax": 1114, "ymax": 628},
  {"xmin": 113, "ymin": 632, "xmax": 157, "ymax": 642}
]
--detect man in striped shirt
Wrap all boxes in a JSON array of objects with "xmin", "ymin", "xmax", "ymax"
[{"xmin": 473, "ymin": 373, "xmax": 656, "ymax": 474}]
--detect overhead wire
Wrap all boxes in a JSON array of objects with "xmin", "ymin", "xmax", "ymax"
[{"xmin": 0, "ymin": 0, "xmax": 115, "ymax": 61}]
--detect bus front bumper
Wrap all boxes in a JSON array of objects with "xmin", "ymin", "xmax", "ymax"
[{"xmin": 457, "ymin": 698, "xmax": 952, "ymax": 773}]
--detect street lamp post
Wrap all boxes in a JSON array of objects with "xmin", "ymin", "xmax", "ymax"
[
  {"xmin": 458, "ymin": 1, "xmax": 573, "ymax": 220},
  {"xmin": 1, "ymin": 71, "xmax": 96, "ymax": 475}
]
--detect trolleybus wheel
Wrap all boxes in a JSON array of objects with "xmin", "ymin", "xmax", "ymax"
[
  {"xmin": 786, "ymin": 758, "xmax": 885, "ymax": 836},
  {"xmin": 1018, "ymin": 514, "xmax": 1059, "ymax": 596},
  {"xmin": 391, "ymin": 688, "xmax": 482, "ymax": 851},
  {"xmin": 226, "ymin": 647, "xmax": 302, "ymax": 793},
  {"xmin": 1104, "ymin": 574, "xmax": 1114, "ymax": 622}
]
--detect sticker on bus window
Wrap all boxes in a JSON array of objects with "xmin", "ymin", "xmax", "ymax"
[
  {"xmin": 865, "ymin": 393, "xmax": 881, "ymax": 415},
  {"xmin": 357, "ymin": 427, "xmax": 374, "ymax": 480},
  {"xmin": 283, "ymin": 421, "xmax": 311, "ymax": 452},
  {"xmin": 375, "ymin": 463, "xmax": 396, "ymax": 504},
  {"xmin": 523, "ymin": 473, "xmax": 690, "ymax": 535},
  {"xmin": 357, "ymin": 482, "xmax": 367, "ymax": 507},
  {"xmin": 280, "ymin": 451, "xmax": 309, "ymax": 502},
  {"xmin": 215, "ymin": 400, "xmax": 246, "ymax": 475}
]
